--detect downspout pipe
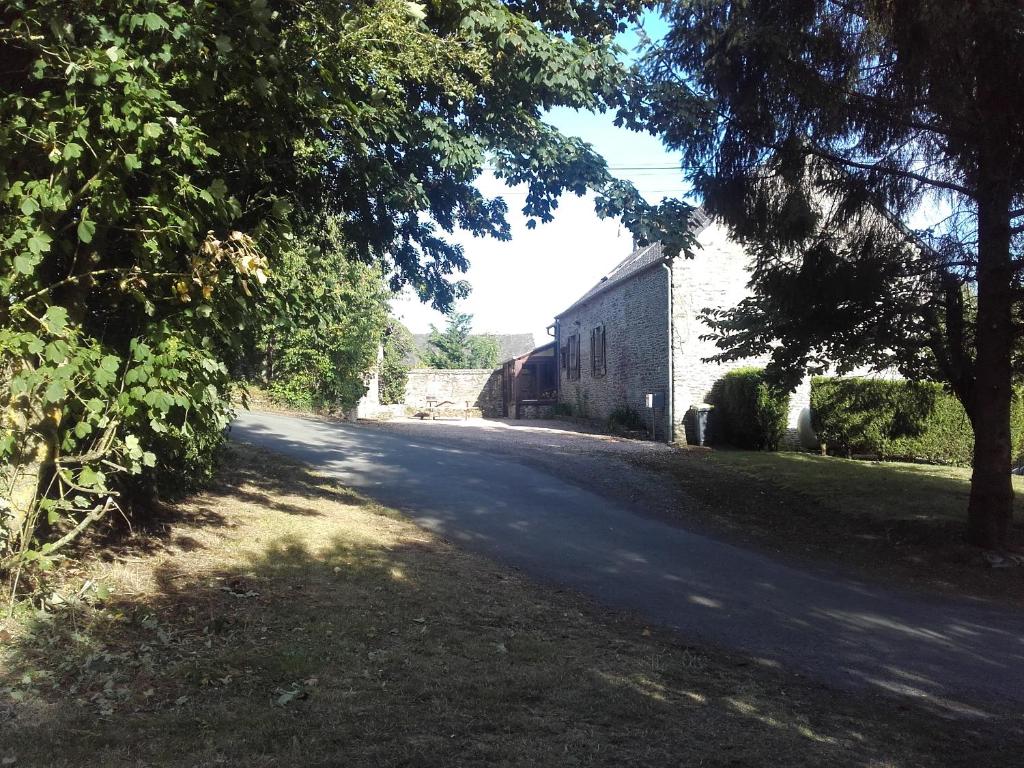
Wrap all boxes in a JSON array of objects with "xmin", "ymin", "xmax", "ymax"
[
  {"xmin": 662, "ymin": 260, "xmax": 674, "ymax": 443},
  {"xmin": 553, "ymin": 319, "xmax": 561, "ymax": 405}
]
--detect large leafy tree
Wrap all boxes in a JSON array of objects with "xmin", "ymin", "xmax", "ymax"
[
  {"xmin": 379, "ymin": 323, "xmax": 414, "ymax": 406},
  {"xmin": 256, "ymin": 223, "xmax": 391, "ymax": 413},
  {"xmin": 630, "ymin": 0, "xmax": 1024, "ymax": 548},
  {"xmin": 1, "ymin": 0, "xmax": 690, "ymax": 578}
]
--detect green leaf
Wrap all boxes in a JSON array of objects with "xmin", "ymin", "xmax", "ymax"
[
  {"xmin": 44, "ymin": 340, "xmax": 68, "ymax": 363},
  {"xmin": 78, "ymin": 215, "xmax": 96, "ymax": 244},
  {"xmin": 271, "ymin": 197, "xmax": 292, "ymax": 219},
  {"xmin": 74, "ymin": 421, "xmax": 93, "ymax": 439},
  {"xmin": 43, "ymin": 306, "xmax": 68, "ymax": 334},
  {"xmin": 43, "ymin": 380, "xmax": 65, "ymax": 403},
  {"xmin": 27, "ymin": 231, "xmax": 52, "ymax": 256},
  {"xmin": 405, "ymin": 2, "xmax": 427, "ymax": 22},
  {"xmin": 14, "ymin": 253, "xmax": 37, "ymax": 274},
  {"xmin": 79, "ymin": 466, "xmax": 99, "ymax": 488},
  {"xmin": 20, "ymin": 196, "xmax": 39, "ymax": 216},
  {"xmin": 99, "ymin": 355, "xmax": 120, "ymax": 373},
  {"xmin": 143, "ymin": 122, "xmax": 163, "ymax": 139},
  {"xmin": 63, "ymin": 142, "xmax": 83, "ymax": 160},
  {"xmin": 143, "ymin": 12, "xmax": 167, "ymax": 31},
  {"xmin": 124, "ymin": 434, "xmax": 142, "ymax": 459}
]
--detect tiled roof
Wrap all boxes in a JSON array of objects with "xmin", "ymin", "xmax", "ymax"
[{"xmin": 555, "ymin": 208, "xmax": 712, "ymax": 318}]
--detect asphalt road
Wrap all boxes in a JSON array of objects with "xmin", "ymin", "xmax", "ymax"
[{"xmin": 233, "ymin": 410, "xmax": 1024, "ymax": 714}]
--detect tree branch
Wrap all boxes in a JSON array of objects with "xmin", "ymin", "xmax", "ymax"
[
  {"xmin": 803, "ymin": 146, "xmax": 974, "ymax": 198},
  {"xmin": 41, "ymin": 496, "xmax": 115, "ymax": 556}
]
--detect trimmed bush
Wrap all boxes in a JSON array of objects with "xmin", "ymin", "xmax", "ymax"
[
  {"xmin": 810, "ymin": 377, "xmax": 1024, "ymax": 466},
  {"xmin": 706, "ymin": 367, "xmax": 790, "ymax": 450},
  {"xmin": 608, "ymin": 404, "xmax": 646, "ymax": 434}
]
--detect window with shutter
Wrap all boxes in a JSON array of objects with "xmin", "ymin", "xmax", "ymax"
[
  {"xmin": 591, "ymin": 325, "xmax": 606, "ymax": 377},
  {"xmin": 566, "ymin": 333, "xmax": 580, "ymax": 381}
]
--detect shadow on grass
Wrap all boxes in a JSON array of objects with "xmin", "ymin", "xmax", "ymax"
[
  {"xmin": 632, "ymin": 447, "xmax": 1024, "ymax": 604},
  {"xmin": 3, "ymin": 449, "xmax": 1024, "ymax": 767},
  {"xmin": 705, "ymin": 448, "xmax": 1024, "ymax": 523}
]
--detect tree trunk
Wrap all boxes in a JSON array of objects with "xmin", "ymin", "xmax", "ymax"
[{"xmin": 966, "ymin": 155, "xmax": 1015, "ymax": 549}]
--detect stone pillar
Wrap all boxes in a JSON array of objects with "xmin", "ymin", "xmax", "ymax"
[{"xmin": 356, "ymin": 344, "xmax": 383, "ymax": 419}]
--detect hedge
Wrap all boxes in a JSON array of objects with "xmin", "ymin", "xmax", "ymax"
[
  {"xmin": 706, "ymin": 367, "xmax": 790, "ymax": 451},
  {"xmin": 810, "ymin": 377, "xmax": 1024, "ymax": 466}
]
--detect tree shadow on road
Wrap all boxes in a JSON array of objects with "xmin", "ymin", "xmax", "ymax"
[{"xmin": 2, "ymin": 443, "xmax": 1022, "ymax": 767}]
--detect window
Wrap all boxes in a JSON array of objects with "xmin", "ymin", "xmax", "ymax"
[
  {"xmin": 565, "ymin": 333, "xmax": 580, "ymax": 381},
  {"xmin": 590, "ymin": 324, "xmax": 606, "ymax": 377}
]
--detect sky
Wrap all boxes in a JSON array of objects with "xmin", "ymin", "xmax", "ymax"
[{"xmin": 390, "ymin": 16, "xmax": 686, "ymax": 346}]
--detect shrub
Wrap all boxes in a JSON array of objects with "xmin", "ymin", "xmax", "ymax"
[
  {"xmin": 810, "ymin": 377, "xmax": 1024, "ymax": 466},
  {"xmin": 608, "ymin": 404, "xmax": 646, "ymax": 434},
  {"xmin": 706, "ymin": 367, "xmax": 790, "ymax": 450},
  {"xmin": 380, "ymin": 325, "xmax": 413, "ymax": 405},
  {"xmin": 552, "ymin": 402, "xmax": 574, "ymax": 417}
]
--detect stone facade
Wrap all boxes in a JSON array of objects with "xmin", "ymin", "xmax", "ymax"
[
  {"xmin": 403, "ymin": 368, "xmax": 503, "ymax": 417},
  {"xmin": 671, "ymin": 222, "xmax": 811, "ymax": 442},
  {"xmin": 555, "ymin": 223, "xmax": 813, "ymax": 443},
  {"xmin": 556, "ymin": 263, "xmax": 673, "ymax": 439}
]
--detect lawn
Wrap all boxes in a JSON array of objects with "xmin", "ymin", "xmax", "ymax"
[
  {"xmin": 630, "ymin": 448, "xmax": 1024, "ymax": 604},
  {"xmin": 706, "ymin": 450, "xmax": 1024, "ymax": 523},
  {"xmin": 3, "ymin": 444, "xmax": 1020, "ymax": 767}
]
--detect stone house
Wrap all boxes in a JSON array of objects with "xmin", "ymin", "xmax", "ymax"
[{"xmin": 554, "ymin": 212, "xmax": 811, "ymax": 443}]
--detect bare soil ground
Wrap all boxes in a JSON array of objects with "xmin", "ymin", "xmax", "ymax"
[{"xmin": 3, "ymin": 443, "xmax": 1022, "ymax": 767}]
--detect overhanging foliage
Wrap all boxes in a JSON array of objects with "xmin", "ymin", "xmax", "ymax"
[{"xmin": 1, "ymin": 0, "xmax": 694, "ymax": 583}]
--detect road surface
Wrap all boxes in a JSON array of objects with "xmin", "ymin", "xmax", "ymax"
[{"xmin": 233, "ymin": 410, "xmax": 1024, "ymax": 715}]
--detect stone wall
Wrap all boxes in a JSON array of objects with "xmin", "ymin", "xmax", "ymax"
[
  {"xmin": 403, "ymin": 368, "xmax": 503, "ymax": 417},
  {"xmin": 556, "ymin": 265, "xmax": 672, "ymax": 439},
  {"xmin": 519, "ymin": 402, "xmax": 556, "ymax": 420},
  {"xmin": 671, "ymin": 221, "xmax": 811, "ymax": 443}
]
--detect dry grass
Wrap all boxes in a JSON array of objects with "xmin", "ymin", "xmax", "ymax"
[{"xmin": 2, "ymin": 444, "xmax": 1022, "ymax": 767}]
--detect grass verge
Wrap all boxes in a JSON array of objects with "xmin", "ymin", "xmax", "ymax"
[
  {"xmin": 2, "ymin": 444, "xmax": 1021, "ymax": 766},
  {"xmin": 707, "ymin": 450, "xmax": 1024, "ymax": 523},
  {"xmin": 631, "ymin": 448, "xmax": 1024, "ymax": 604}
]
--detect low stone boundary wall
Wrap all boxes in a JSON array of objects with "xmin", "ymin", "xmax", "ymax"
[{"xmin": 403, "ymin": 368, "xmax": 503, "ymax": 417}]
